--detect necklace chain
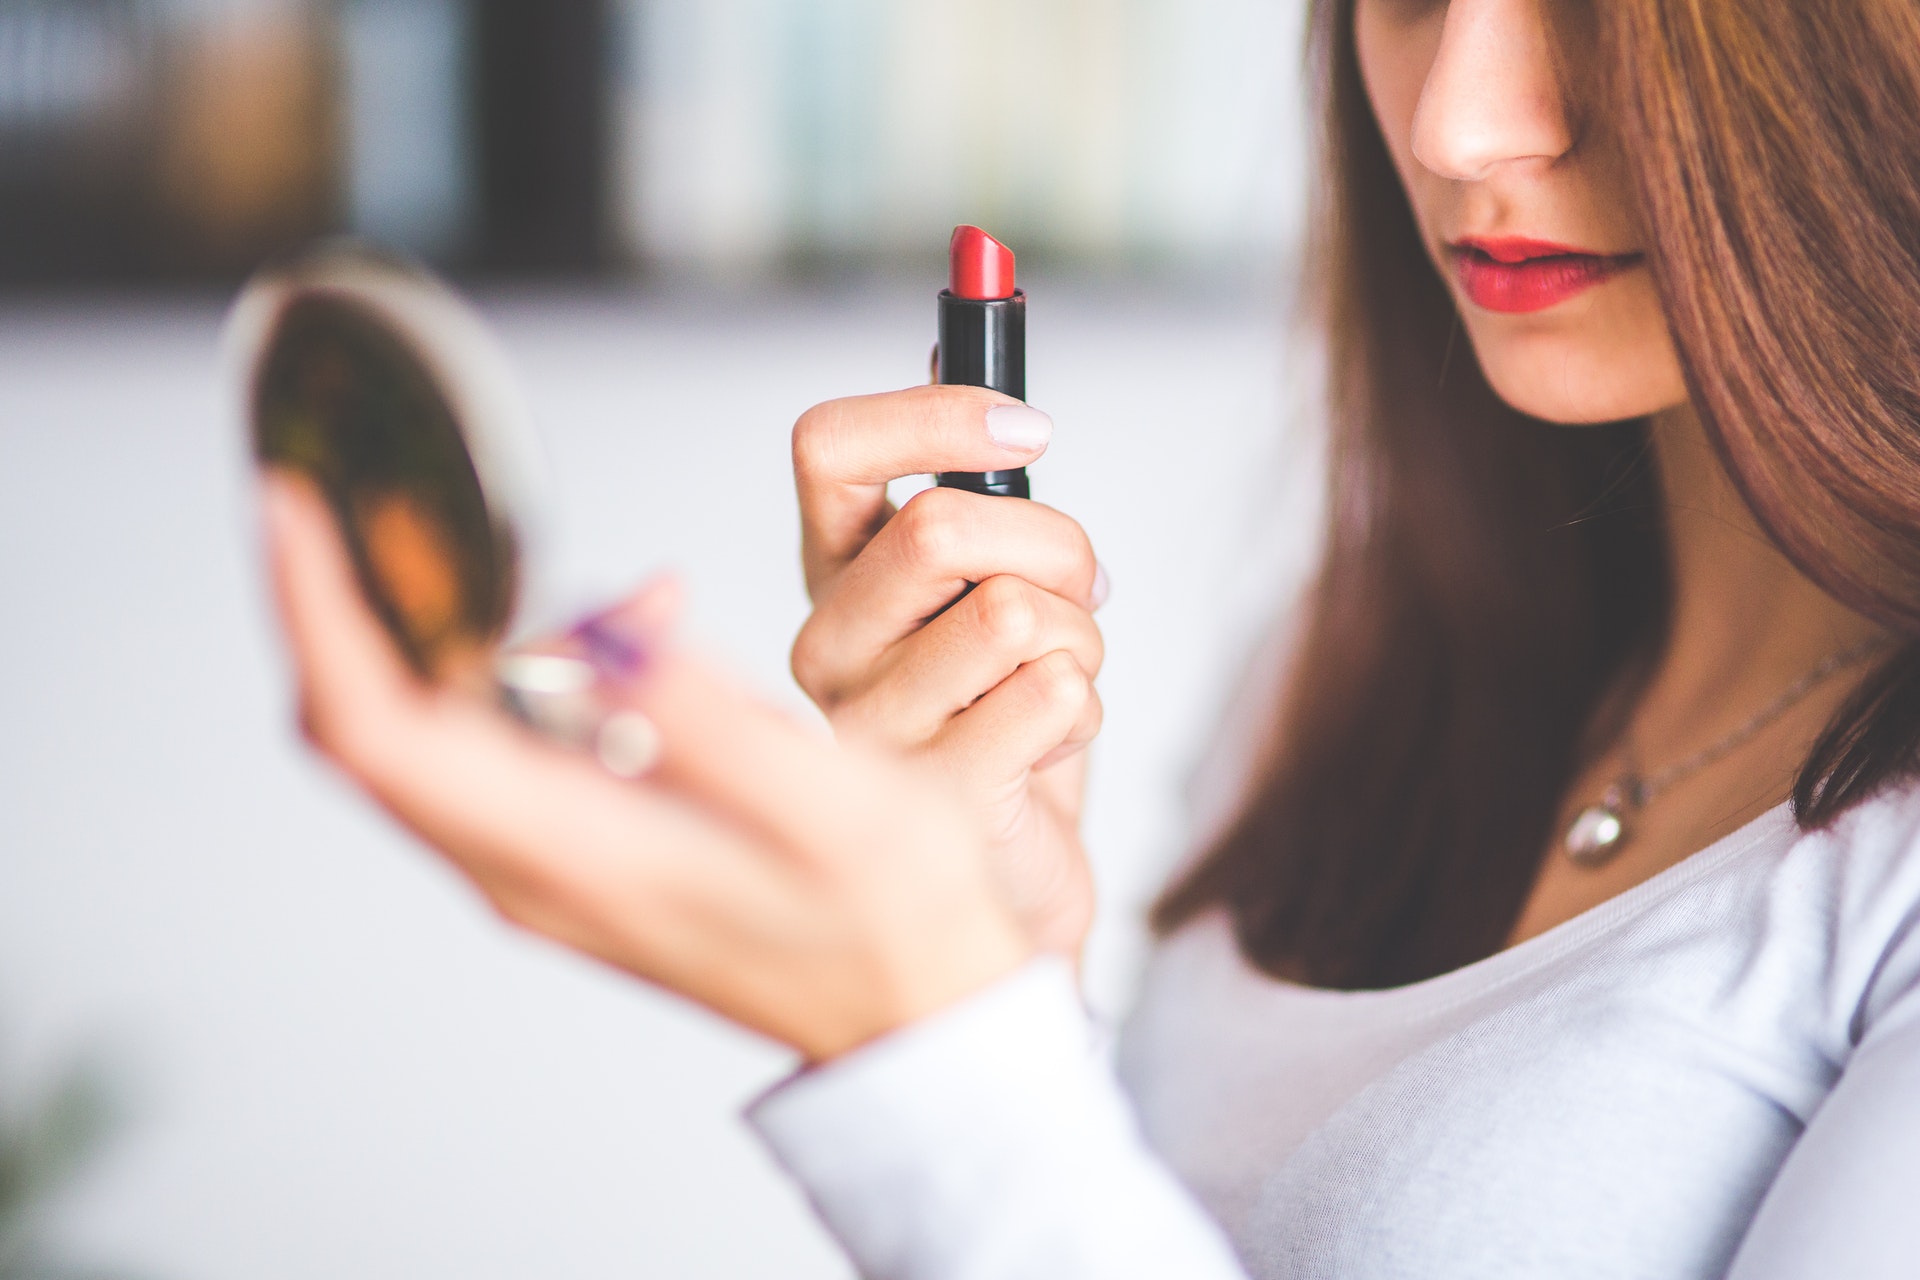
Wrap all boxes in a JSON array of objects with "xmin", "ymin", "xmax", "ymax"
[
  {"xmin": 1627, "ymin": 634, "xmax": 1895, "ymax": 807},
  {"xmin": 1563, "ymin": 634, "xmax": 1895, "ymax": 866}
]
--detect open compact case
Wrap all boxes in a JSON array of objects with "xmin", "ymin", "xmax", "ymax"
[{"xmin": 227, "ymin": 243, "xmax": 658, "ymax": 776}]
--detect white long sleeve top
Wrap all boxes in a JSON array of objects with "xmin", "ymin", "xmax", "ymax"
[{"xmin": 750, "ymin": 784, "xmax": 1920, "ymax": 1280}]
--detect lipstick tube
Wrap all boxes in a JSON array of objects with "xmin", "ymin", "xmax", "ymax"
[{"xmin": 936, "ymin": 226, "xmax": 1029, "ymax": 499}]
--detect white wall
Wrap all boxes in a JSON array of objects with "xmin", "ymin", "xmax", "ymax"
[{"xmin": 0, "ymin": 280, "xmax": 1319, "ymax": 1278}]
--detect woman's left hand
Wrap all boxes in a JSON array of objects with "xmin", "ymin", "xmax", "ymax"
[{"xmin": 262, "ymin": 473, "xmax": 1033, "ymax": 1062}]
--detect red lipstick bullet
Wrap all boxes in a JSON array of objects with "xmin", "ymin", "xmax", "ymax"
[
  {"xmin": 949, "ymin": 225, "xmax": 1017, "ymax": 301},
  {"xmin": 936, "ymin": 225, "xmax": 1029, "ymax": 499}
]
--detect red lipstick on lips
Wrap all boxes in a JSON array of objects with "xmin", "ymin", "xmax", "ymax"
[{"xmin": 1450, "ymin": 236, "xmax": 1641, "ymax": 314}]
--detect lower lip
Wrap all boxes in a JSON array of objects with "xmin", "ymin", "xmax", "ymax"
[{"xmin": 1452, "ymin": 249, "xmax": 1640, "ymax": 314}]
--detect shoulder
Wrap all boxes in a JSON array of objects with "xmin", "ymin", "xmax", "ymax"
[
  {"xmin": 1787, "ymin": 778, "xmax": 1920, "ymax": 1042},
  {"xmin": 1724, "ymin": 782, "xmax": 1920, "ymax": 1279},
  {"xmin": 1793, "ymin": 776, "xmax": 1920, "ymax": 922}
]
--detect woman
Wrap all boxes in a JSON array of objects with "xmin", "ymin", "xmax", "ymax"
[{"xmin": 261, "ymin": 0, "xmax": 1920, "ymax": 1275}]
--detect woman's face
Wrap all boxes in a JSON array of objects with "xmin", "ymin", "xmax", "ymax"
[{"xmin": 1355, "ymin": 0, "xmax": 1688, "ymax": 424}]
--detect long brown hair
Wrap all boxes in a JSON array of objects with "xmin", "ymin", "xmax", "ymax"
[{"xmin": 1154, "ymin": 0, "xmax": 1920, "ymax": 989}]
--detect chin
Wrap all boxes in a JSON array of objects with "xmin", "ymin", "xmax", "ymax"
[{"xmin": 1468, "ymin": 331, "xmax": 1688, "ymax": 426}]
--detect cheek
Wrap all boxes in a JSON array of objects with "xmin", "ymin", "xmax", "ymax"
[{"xmin": 1354, "ymin": 0, "xmax": 1446, "ymax": 229}]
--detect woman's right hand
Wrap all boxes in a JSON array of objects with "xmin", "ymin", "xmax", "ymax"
[{"xmin": 790, "ymin": 385, "xmax": 1107, "ymax": 957}]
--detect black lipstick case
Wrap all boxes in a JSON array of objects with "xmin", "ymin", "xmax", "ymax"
[{"xmin": 935, "ymin": 288, "xmax": 1029, "ymax": 499}]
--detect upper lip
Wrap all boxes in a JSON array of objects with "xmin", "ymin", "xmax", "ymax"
[{"xmin": 1449, "ymin": 235, "xmax": 1637, "ymax": 263}]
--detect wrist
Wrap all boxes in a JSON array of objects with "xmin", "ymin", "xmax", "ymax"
[{"xmin": 803, "ymin": 915, "xmax": 1034, "ymax": 1064}]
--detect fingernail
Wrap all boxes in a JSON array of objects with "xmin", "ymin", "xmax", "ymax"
[
  {"xmin": 1089, "ymin": 562, "xmax": 1111, "ymax": 611},
  {"xmin": 985, "ymin": 403, "xmax": 1052, "ymax": 452},
  {"xmin": 570, "ymin": 613, "xmax": 652, "ymax": 682}
]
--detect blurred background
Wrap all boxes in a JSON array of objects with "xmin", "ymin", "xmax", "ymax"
[
  {"xmin": 0, "ymin": 0, "xmax": 1304, "ymax": 283},
  {"xmin": 0, "ymin": 1, "xmax": 1318, "ymax": 1276}
]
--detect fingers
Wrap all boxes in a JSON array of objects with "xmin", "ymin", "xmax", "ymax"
[
  {"xmin": 261, "ymin": 472, "xmax": 431, "ymax": 771},
  {"xmin": 584, "ymin": 572, "xmax": 688, "ymax": 641},
  {"xmin": 610, "ymin": 644, "xmax": 952, "ymax": 866},
  {"xmin": 263, "ymin": 474, "xmax": 809, "ymax": 975},
  {"xmin": 792, "ymin": 486, "xmax": 1100, "ymax": 704},
  {"xmin": 264, "ymin": 468, "xmax": 915, "ymax": 892},
  {"xmin": 926, "ymin": 650, "xmax": 1103, "ymax": 804},
  {"xmin": 264, "ymin": 471, "xmax": 593, "ymax": 839},
  {"xmin": 828, "ymin": 574, "xmax": 1104, "ymax": 748},
  {"xmin": 794, "ymin": 384, "xmax": 1052, "ymax": 596},
  {"xmin": 509, "ymin": 626, "xmax": 1035, "ymax": 1054}
]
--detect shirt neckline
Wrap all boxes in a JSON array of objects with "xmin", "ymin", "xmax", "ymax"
[{"xmin": 1210, "ymin": 799, "xmax": 1801, "ymax": 1011}]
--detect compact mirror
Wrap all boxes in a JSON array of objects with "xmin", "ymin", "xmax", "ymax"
[{"xmin": 230, "ymin": 244, "xmax": 646, "ymax": 766}]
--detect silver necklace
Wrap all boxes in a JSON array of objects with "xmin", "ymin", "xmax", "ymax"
[{"xmin": 1563, "ymin": 636, "xmax": 1893, "ymax": 867}]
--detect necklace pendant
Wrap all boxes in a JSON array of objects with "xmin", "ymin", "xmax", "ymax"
[{"xmin": 1564, "ymin": 800, "xmax": 1629, "ymax": 867}]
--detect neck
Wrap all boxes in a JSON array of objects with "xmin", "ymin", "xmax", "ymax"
[
  {"xmin": 1513, "ymin": 405, "xmax": 1889, "ymax": 946},
  {"xmin": 1642, "ymin": 403, "xmax": 1882, "ymax": 726}
]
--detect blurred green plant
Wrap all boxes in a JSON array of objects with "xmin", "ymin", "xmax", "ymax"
[{"xmin": 0, "ymin": 1056, "xmax": 139, "ymax": 1280}]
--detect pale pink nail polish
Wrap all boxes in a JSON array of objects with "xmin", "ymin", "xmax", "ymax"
[
  {"xmin": 985, "ymin": 403, "xmax": 1053, "ymax": 452},
  {"xmin": 1090, "ymin": 562, "xmax": 1111, "ymax": 611}
]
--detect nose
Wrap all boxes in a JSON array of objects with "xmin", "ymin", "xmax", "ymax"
[{"xmin": 1410, "ymin": 0, "xmax": 1575, "ymax": 182}]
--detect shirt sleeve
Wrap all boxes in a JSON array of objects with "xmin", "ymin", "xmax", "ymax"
[
  {"xmin": 746, "ymin": 956, "xmax": 1250, "ymax": 1280},
  {"xmin": 1726, "ymin": 918, "xmax": 1920, "ymax": 1279}
]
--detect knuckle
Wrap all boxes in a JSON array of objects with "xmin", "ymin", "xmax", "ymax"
[
  {"xmin": 974, "ymin": 575, "xmax": 1040, "ymax": 650},
  {"xmin": 896, "ymin": 487, "xmax": 969, "ymax": 569},
  {"xmin": 1034, "ymin": 514, "xmax": 1099, "ymax": 608},
  {"xmin": 790, "ymin": 401, "xmax": 844, "ymax": 479},
  {"xmin": 1021, "ymin": 652, "xmax": 1098, "ymax": 721},
  {"xmin": 1030, "ymin": 499, "xmax": 1095, "ymax": 563},
  {"xmin": 1078, "ymin": 685, "xmax": 1106, "ymax": 736},
  {"xmin": 1050, "ymin": 513, "xmax": 1100, "ymax": 598},
  {"xmin": 1073, "ymin": 527, "xmax": 1100, "ymax": 584},
  {"xmin": 1031, "ymin": 649, "xmax": 1091, "ymax": 708},
  {"xmin": 1048, "ymin": 508, "xmax": 1096, "ymax": 567},
  {"xmin": 789, "ymin": 618, "xmax": 830, "ymax": 700},
  {"xmin": 1081, "ymin": 623, "xmax": 1108, "ymax": 678}
]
